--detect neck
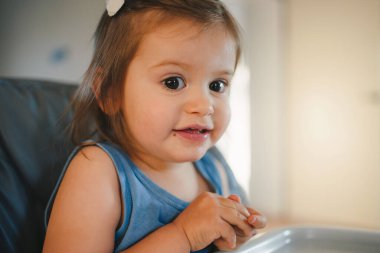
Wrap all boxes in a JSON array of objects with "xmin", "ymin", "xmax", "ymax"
[
  {"xmin": 129, "ymin": 150, "xmax": 189, "ymax": 174},
  {"xmin": 129, "ymin": 150, "xmax": 211, "ymax": 202}
]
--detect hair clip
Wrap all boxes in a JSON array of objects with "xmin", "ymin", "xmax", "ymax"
[{"xmin": 106, "ymin": 0, "xmax": 125, "ymax": 16}]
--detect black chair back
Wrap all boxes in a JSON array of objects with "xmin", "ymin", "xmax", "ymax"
[{"xmin": 0, "ymin": 78, "xmax": 77, "ymax": 253}]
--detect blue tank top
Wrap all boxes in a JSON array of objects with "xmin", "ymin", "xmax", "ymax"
[{"xmin": 45, "ymin": 142, "xmax": 243, "ymax": 253}]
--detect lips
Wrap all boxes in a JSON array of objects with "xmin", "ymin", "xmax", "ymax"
[
  {"xmin": 181, "ymin": 128, "xmax": 210, "ymax": 134},
  {"xmin": 173, "ymin": 125, "xmax": 212, "ymax": 142}
]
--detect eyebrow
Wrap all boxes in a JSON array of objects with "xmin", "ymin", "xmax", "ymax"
[
  {"xmin": 150, "ymin": 60, "xmax": 235, "ymax": 76},
  {"xmin": 150, "ymin": 60, "xmax": 190, "ymax": 70}
]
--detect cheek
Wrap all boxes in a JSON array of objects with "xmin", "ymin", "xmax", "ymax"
[
  {"xmin": 215, "ymin": 102, "xmax": 231, "ymax": 135},
  {"xmin": 125, "ymin": 104, "xmax": 154, "ymax": 132},
  {"xmin": 125, "ymin": 97, "xmax": 175, "ymax": 137},
  {"xmin": 222, "ymin": 104, "xmax": 231, "ymax": 130}
]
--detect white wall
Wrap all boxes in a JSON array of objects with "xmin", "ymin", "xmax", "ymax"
[
  {"xmin": 245, "ymin": 0, "xmax": 285, "ymax": 219},
  {"xmin": 221, "ymin": 1, "xmax": 286, "ymax": 222},
  {"xmin": 0, "ymin": 0, "xmax": 103, "ymax": 83},
  {"xmin": 220, "ymin": 0, "xmax": 253, "ymax": 200}
]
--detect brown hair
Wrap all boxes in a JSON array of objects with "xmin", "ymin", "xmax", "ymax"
[{"xmin": 70, "ymin": 0, "xmax": 242, "ymax": 152}]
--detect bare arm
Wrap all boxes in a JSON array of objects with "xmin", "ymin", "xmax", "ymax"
[
  {"xmin": 43, "ymin": 146, "xmax": 121, "ymax": 252},
  {"xmin": 43, "ymin": 146, "xmax": 255, "ymax": 253},
  {"xmin": 119, "ymin": 223, "xmax": 191, "ymax": 253}
]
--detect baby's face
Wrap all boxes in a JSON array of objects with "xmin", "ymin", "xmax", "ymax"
[{"xmin": 123, "ymin": 19, "xmax": 236, "ymax": 163}]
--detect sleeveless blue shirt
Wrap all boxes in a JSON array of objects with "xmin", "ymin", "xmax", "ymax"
[{"xmin": 45, "ymin": 142, "xmax": 243, "ymax": 253}]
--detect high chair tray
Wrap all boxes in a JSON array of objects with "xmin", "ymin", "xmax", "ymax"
[{"xmin": 220, "ymin": 226, "xmax": 380, "ymax": 253}]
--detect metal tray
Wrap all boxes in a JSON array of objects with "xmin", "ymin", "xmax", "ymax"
[{"xmin": 219, "ymin": 226, "xmax": 380, "ymax": 253}]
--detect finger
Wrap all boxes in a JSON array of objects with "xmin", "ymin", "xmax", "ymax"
[
  {"xmin": 227, "ymin": 194, "xmax": 241, "ymax": 203},
  {"xmin": 247, "ymin": 214, "xmax": 267, "ymax": 229},
  {"xmin": 228, "ymin": 197, "xmax": 266, "ymax": 230},
  {"xmin": 234, "ymin": 225, "xmax": 256, "ymax": 238},
  {"xmin": 220, "ymin": 198, "xmax": 250, "ymax": 218},
  {"xmin": 247, "ymin": 207, "xmax": 263, "ymax": 216},
  {"xmin": 216, "ymin": 221, "xmax": 237, "ymax": 250},
  {"xmin": 220, "ymin": 209, "xmax": 255, "ymax": 237},
  {"xmin": 214, "ymin": 238, "xmax": 235, "ymax": 252},
  {"xmin": 246, "ymin": 207, "xmax": 266, "ymax": 228},
  {"xmin": 236, "ymin": 229, "xmax": 257, "ymax": 245}
]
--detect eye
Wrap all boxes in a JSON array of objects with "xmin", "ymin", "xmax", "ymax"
[
  {"xmin": 209, "ymin": 80, "xmax": 228, "ymax": 93},
  {"xmin": 162, "ymin": 76, "xmax": 186, "ymax": 90}
]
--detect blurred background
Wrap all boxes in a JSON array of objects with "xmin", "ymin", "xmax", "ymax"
[{"xmin": 1, "ymin": 0, "xmax": 379, "ymax": 231}]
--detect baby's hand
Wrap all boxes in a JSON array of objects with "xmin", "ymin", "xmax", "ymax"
[
  {"xmin": 172, "ymin": 192, "xmax": 253, "ymax": 251},
  {"xmin": 214, "ymin": 195, "xmax": 266, "ymax": 251}
]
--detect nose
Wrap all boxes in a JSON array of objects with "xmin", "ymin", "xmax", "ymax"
[{"xmin": 184, "ymin": 87, "xmax": 214, "ymax": 116}]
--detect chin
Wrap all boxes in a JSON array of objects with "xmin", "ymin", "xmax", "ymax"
[{"xmin": 171, "ymin": 146, "xmax": 210, "ymax": 162}]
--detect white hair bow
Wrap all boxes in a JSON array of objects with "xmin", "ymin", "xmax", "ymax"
[{"xmin": 106, "ymin": 0, "xmax": 125, "ymax": 16}]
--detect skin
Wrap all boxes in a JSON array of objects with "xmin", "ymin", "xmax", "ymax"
[
  {"xmin": 122, "ymin": 19, "xmax": 234, "ymax": 202},
  {"xmin": 43, "ymin": 19, "xmax": 265, "ymax": 253},
  {"xmin": 123, "ymin": 21, "xmax": 233, "ymax": 164}
]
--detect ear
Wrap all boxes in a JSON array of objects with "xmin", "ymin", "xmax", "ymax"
[{"xmin": 91, "ymin": 69, "xmax": 121, "ymax": 115}]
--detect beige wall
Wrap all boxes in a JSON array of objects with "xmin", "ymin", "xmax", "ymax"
[
  {"xmin": 245, "ymin": 0, "xmax": 380, "ymax": 230},
  {"xmin": 284, "ymin": 0, "xmax": 380, "ymax": 229}
]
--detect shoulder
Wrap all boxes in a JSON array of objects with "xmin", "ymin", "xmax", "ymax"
[
  {"xmin": 73, "ymin": 144, "xmax": 115, "ymax": 167},
  {"xmin": 65, "ymin": 145, "xmax": 120, "ymax": 207},
  {"xmin": 44, "ymin": 145, "xmax": 121, "ymax": 251},
  {"xmin": 67, "ymin": 145, "xmax": 117, "ymax": 184},
  {"xmin": 55, "ymin": 144, "xmax": 121, "ymax": 215}
]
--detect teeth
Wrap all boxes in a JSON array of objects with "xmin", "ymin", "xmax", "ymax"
[{"xmin": 185, "ymin": 128, "xmax": 208, "ymax": 134}]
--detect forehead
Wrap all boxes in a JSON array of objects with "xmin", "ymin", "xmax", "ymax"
[
  {"xmin": 133, "ymin": 19, "xmax": 237, "ymax": 71},
  {"xmin": 135, "ymin": 9, "xmax": 237, "ymax": 43}
]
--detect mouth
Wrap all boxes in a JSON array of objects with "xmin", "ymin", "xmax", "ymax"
[
  {"xmin": 176, "ymin": 128, "xmax": 210, "ymax": 134},
  {"xmin": 173, "ymin": 126, "xmax": 212, "ymax": 142}
]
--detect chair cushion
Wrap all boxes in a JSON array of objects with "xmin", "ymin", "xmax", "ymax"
[{"xmin": 0, "ymin": 78, "xmax": 77, "ymax": 253}]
